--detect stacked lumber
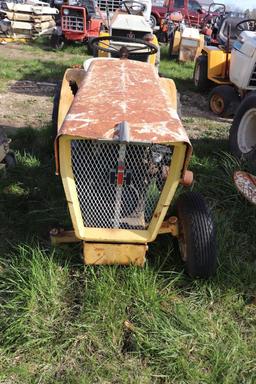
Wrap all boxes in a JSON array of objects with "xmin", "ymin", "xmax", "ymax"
[{"xmin": 0, "ymin": 0, "xmax": 58, "ymax": 39}]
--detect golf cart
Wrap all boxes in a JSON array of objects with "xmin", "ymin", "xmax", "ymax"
[
  {"xmin": 193, "ymin": 16, "xmax": 256, "ymax": 117},
  {"xmin": 51, "ymin": 42, "xmax": 217, "ymax": 278}
]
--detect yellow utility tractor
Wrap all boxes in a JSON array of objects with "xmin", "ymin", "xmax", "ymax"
[
  {"xmin": 51, "ymin": 48, "xmax": 217, "ymax": 278},
  {"xmin": 193, "ymin": 17, "xmax": 256, "ymax": 117}
]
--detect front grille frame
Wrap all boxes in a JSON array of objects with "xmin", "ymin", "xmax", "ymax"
[
  {"xmin": 71, "ymin": 139, "xmax": 173, "ymax": 230},
  {"xmin": 62, "ymin": 7, "xmax": 85, "ymax": 33},
  {"xmin": 96, "ymin": 0, "xmax": 121, "ymax": 13},
  {"xmin": 58, "ymin": 135, "xmax": 187, "ymax": 243}
]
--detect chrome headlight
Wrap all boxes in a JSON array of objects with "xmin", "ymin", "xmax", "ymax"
[{"xmin": 63, "ymin": 8, "xmax": 70, "ymax": 15}]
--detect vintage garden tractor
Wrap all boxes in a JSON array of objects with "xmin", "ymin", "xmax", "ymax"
[
  {"xmin": 90, "ymin": 0, "xmax": 160, "ymax": 66},
  {"xmin": 193, "ymin": 17, "xmax": 256, "ymax": 117},
  {"xmin": 51, "ymin": 49, "xmax": 217, "ymax": 278},
  {"xmin": 51, "ymin": 0, "xmax": 103, "ymax": 49}
]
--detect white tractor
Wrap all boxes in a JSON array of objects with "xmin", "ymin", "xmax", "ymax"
[{"xmin": 228, "ymin": 24, "xmax": 256, "ymax": 161}]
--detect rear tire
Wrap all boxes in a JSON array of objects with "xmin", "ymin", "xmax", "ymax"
[
  {"xmin": 229, "ymin": 92, "xmax": 256, "ymax": 161},
  {"xmin": 4, "ymin": 152, "xmax": 16, "ymax": 168},
  {"xmin": 209, "ymin": 85, "xmax": 240, "ymax": 117},
  {"xmin": 193, "ymin": 55, "xmax": 211, "ymax": 91},
  {"xmin": 51, "ymin": 34, "xmax": 64, "ymax": 50},
  {"xmin": 174, "ymin": 192, "xmax": 217, "ymax": 279}
]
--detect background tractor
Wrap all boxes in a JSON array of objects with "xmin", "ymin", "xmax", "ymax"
[
  {"xmin": 193, "ymin": 16, "xmax": 256, "ymax": 117},
  {"xmin": 51, "ymin": 0, "xmax": 103, "ymax": 49},
  {"xmin": 90, "ymin": 0, "xmax": 160, "ymax": 66}
]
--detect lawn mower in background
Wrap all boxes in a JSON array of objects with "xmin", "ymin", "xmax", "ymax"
[
  {"xmin": 193, "ymin": 16, "xmax": 256, "ymax": 117},
  {"xmin": 167, "ymin": 11, "xmax": 204, "ymax": 61},
  {"xmin": 90, "ymin": 1, "xmax": 160, "ymax": 67},
  {"xmin": 50, "ymin": 0, "xmax": 103, "ymax": 49}
]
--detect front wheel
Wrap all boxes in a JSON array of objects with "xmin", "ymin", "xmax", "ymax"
[
  {"xmin": 174, "ymin": 192, "xmax": 217, "ymax": 279},
  {"xmin": 229, "ymin": 92, "xmax": 256, "ymax": 161},
  {"xmin": 209, "ymin": 85, "xmax": 240, "ymax": 117},
  {"xmin": 51, "ymin": 34, "xmax": 65, "ymax": 50},
  {"xmin": 193, "ymin": 55, "xmax": 211, "ymax": 91},
  {"xmin": 149, "ymin": 14, "xmax": 157, "ymax": 29}
]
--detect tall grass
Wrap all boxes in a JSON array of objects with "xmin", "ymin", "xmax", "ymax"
[{"xmin": 0, "ymin": 44, "xmax": 256, "ymax": 383}]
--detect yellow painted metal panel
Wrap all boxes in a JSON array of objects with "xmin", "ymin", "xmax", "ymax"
[
  {"xmin": 203, "ymin": 47, "xmax": 231, "ymax": 82},
  {"xmin": 172, "ymin": 30, "xmax": 181, "ymax": 55},
  {"xmin": 59, "ymin": 136, "xmax": 186, "ymax": 244},
  {"xmin": 83, "ymin": 242, "xmax": 147, "ymax": 266}
]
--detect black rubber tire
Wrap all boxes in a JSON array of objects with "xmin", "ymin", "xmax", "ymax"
[
  {"xmin": 51, "ymin": 34, "xmax": 64, "ymax": 50},
  {"xmin": 168, "ymin": 32, "xmax": 174, "ymax": 59},
  {"xmin": 52, "ymin": 81, "xmax": 62, "ymax": 132},
  {"xmin": 229, "ymin": 92, "xmax": 256, "ymax": 160},
  {"xmin": 193, "ymin": 55, "xmax": 211, "ymax": 92},
  {"xmin": 149, "ymin": 14, "xmax": 157, "ymax": 29},
  {"xmin": 208, "ymin": 85, "xmax": 240, "ymax": 117},
  {"xmin": 4, "ymin": 152, "xmax": 16, "ymax": 168},
  {"xmin": 174, "ymin": 192, "xmax": 217, "ymax": 279},
  {"xmin": 87, "ymin": 38, "xmax": 95, "ymax": 55}
]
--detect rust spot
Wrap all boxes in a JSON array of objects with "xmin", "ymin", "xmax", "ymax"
[{"xmin": 57, "ymin": 60, "xmax": 191, "ymax": 145}]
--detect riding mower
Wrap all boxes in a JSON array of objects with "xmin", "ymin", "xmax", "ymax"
[
  {"xmin": 90, "ymin": 0, "xmax": 159, "ymax": 66},
  {"xmin": 193, "ymin": 17, "xmax": 256, "ymax": 117},
  {"xmin": 51, "ymin": 36, "xmax": 217, "ymax": 278},
  {"xmin": 51, "ymin": 0, "xmax": 103, "ymax": 49}
]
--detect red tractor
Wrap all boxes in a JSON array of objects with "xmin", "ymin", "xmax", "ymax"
[{"xmin": 51, "ymin": 0, "xmax": 103, "ymax": 49}]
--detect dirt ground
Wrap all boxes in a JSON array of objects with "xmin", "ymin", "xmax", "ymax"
[
  {"xmin": 0, "ymin": 43, "xmax": 231, "ymax": 137},
  {"xmin": 0, "ymin": 44, "xmax": 79, "ymax": 133}
]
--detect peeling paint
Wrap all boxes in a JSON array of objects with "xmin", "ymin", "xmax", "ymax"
[{"xmin": 57, "ymin": 59, "xmax": 191, "ymax": 146}]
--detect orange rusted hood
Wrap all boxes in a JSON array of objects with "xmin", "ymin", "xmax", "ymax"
[{"xmin": 57, "ymin": 59, "xmax": 191, "ymax": 145}]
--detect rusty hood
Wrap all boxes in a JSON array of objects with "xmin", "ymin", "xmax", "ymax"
[{"xmin": 55, "ymin": 59, "xmax": 192, "ymax": 171}]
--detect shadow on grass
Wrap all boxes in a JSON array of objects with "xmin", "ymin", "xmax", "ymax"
[{"xmin": 1, "ymin": 126, "xmax": 256, "ymax": 296}]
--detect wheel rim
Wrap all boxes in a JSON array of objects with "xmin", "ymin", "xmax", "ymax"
[
  {"xmin": 194, "ymin": 63, "xmax": 200, "ymax": 86},
  {"xmin": 237, "ymin": 108, "xmax": 256, "ymax": 154},
  {"xmin": 210, "ymin": 94, "xmax": 225, "ymax": 115},
  {"xmin": 149, "ymin": 16, "xmax": 155, "ymax": 29}
]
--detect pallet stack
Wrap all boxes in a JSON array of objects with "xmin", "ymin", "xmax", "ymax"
[{"xmin": 0, "ymin": 0, "xmax": 58, "ymax": 39}]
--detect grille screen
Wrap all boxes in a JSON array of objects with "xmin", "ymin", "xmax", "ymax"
[
  {"xmin": 96, "ymin": 0, "xmax": 121, "ymax": 12},
  {"xmin": 71, "ymin": 140, "xmax": 172, "ymax": 230},
  {"xmin": 249, "ymin": 63, "xmax": 256, "ymax": 87},
  {"xmin": 62, "ymin": 14, "xmax": 84, "ymax": 32}
]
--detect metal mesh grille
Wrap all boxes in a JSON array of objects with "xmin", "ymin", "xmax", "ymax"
[
  {"xmin": 96, "ymin": 0, "xmax": 121, "ymax": 13},
  {"xmin": 71, "ymin": 140, "xmax": 172, "ymax": 230},
  {"xmin": 249, "ymin": 63, "xmax": 256, "ymax": 87},
  {"xmin": 62, "ymin": 14, "xmax": 84, "ymax": 32}
]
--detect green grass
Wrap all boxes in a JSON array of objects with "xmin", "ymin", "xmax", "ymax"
[{"xmin": 0, "ymin": 44, "xmax": 256, "ymax": 383}]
